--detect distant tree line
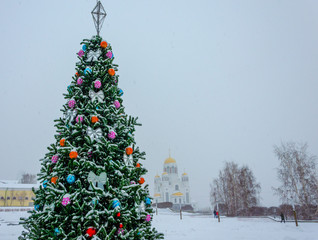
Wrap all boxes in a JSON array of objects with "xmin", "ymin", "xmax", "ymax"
[{"xmin": 209, "ymin": 141, "xmax": 318, "ymax": 220}]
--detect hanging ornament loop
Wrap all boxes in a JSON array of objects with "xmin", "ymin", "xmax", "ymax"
[{"xmin": 91, "ymin": 1, "xmax": 107, "ymax": 36}]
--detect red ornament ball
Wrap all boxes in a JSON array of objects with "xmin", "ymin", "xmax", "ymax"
[
  {"xmin": 139, "ymin": 177, "xmax": 145, "ymax": 184},
  {"xmin": 117, "ymin": 212, "xmax": 121, "ymax": 217},
  {"xmin": 69, "ymin": 151, "xmax": 78, "ymax": 159},
  {"xmin": 108, "ymin": 68, "xmax": 115, "ymax": 76},
  {"xmin": 86, "ymin": 227, "xmax": 96, "ymax": 237},
  {"xmin": 60, "ymin": 138, "xmax": 65, "ymax": 147},
  {"xmin": 100, "ymin": 41, "xmax": 108, "ymax": 48},
  {"xmin": 119, "ymin": 223, "xmax": 123, "ymax": 228},
  {"xmin": 51, "ymin": 176, "xmax": 58, "ymax": 184},
  {"xmin": 91, "ymin": 116, "xmax": 99, "ymax": 123},
  {"xmin": 125, "ymin": 147, "xmax": 133, "ymax": 155}
]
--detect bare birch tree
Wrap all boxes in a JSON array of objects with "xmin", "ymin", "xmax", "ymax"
[
  {"xmin": 273, "ymin": 142, "xmax": 318, "ymax": 218},
  {"xmin": 238, "ymin": 166, "xmax": 261, "ymax": 214},
  {"xmin": 210, "ymin": 161, "xmax": 261, "ymax": 216}
]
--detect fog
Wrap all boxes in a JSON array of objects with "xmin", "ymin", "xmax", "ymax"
[{"xmin": 1, "ymin": 0, "xmax": 318, "ymax": 207}]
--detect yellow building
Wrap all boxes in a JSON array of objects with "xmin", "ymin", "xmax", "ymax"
[{"xmin": 0, "ymin": 181, "xmax": 37, "ymax": 207}]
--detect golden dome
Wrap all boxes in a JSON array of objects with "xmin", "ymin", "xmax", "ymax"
[
  {"xmin": 162, "ymin": 172, "xmax": 168, "ymax": 175},
  {"xmin": 164, "ymin": 157, "xmax": 176, "ymax": 164},
  {"xmin": 182, "ymin": 173, "xmax": 188, "ymax": 176},
  {"xmin": 154, "ymin": 193, "xmax": 161, "ymax": 197},
  {"xmin": 155, "ymin": 174, "xmax": 160, "ymax": 178},
  {"xmin": 172, "ymin": 192, "xmax": 184, "ymax": 196}
]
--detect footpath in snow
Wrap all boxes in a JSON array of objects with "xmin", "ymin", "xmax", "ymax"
[{"xmin": 0, "ymin": 208, "xmax": 317, "ymax": 240}]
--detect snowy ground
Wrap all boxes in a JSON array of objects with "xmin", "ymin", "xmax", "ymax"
[
  {"xmin": 0, "ymin": 208, "xmax": 317, "ymax": 240},
  {"xmin": 153, "ymin": 209, "xmax": 318, "ymax": 240}
]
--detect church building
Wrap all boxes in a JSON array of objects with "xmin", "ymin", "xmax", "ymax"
[{"xmin": 154, "ymin": 155, "xmax": 191, "ymax": 206}]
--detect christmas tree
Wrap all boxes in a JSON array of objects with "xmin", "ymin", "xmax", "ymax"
[{"xmin": 20, "ymin": 2, "xmax": 163, "ymax": 239}]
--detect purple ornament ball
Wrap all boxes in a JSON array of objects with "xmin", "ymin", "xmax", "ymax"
[
  {"xmin": 106, "ymin": 51, "xmax": 113, "ymax": 59},
  {"xmin": 78, "ymin": 50, "xmax": 84, "ymax": 57},
  {"xmin": 94, "ymin": 80, "xmax": 102, "ymax": 89},
  {"xmin": 68, "ymin": 99, "xmax": 76, "ymax": 108},
  {"xmin": 77, "ymin": 77, "xmax": 83, "ymax": 85},
  {"xmin": 108, "ymin": 131, "xmax": 116, "ymax": 140},
  {"xmin": 52, "ymin": 155, "xmax": 59, "ymax": 163},
  {"xmin": 76, "ymin": 115, "xmax": 83, "ymax": 123},
  {"xmin": 114, "ymin": 100, "xmax": 120, "ymax": 109}
]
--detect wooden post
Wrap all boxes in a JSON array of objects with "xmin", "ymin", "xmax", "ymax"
[
  {"xmin": 293, "ymin": 210, "xmax": 298, "ymax": 227},
  {"xmin": 156, "ymin": 202, "xmax": 158, "ymax": 215},
  {"xmin": 180, "ymin": 203, "xmax": 182, "ymax": 220},
  {"xmin": 217, "ymin": 203, "xmax": 220, "ymax": 222}
]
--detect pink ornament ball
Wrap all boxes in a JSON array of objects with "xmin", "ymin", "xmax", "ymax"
[
  {"xmin": 106, "ymin": 51, "xmax": 113, "ymax": 59},
  {"xmin": 51, "ymin": 155, "xmax": 59, "ymax": 163},
  {"xmin": 76, "ymin": 115, "xmax": 83, "ymax": 123},
  {"xmin": 88, "ymin": 151, "xmax": 93, "ymax": 158},
  {"xmin": 108, "ymin": 131, "xmax": 116, "ymax": 140},
  {"xmin": 68, "ymin": 99, "xmax": 76, "ymax": 108},
  {"xmin": 94, "ymin": 80, "xmax": 102, "ymax": 89},
  {"xmin": 114, "ymin": 100, "xmax": 120, "ymax": 109},
  {"xmin": 77, "ymin": 77, "xmax": 83, "ymax": 85},
  {"xmin": 117, "ymin": 228, "xmax": 124, "ymax": 235},
  {"xmin": 78, "ymin": 50, "xmax": 84, "ymax": 57},
  {"xmin": 62, "ymin": 196, "xmax": 71, "ymax": 206},
  {"xmin": 145, "ymin": 214, "xmax": 151, "ymax": 222},
  {"xmin": 130, "ymin": 181, "xmax": 136, "ymax": 185}
]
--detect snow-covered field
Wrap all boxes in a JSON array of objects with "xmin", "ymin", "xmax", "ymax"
[{"xmin": 0, "ymin": 209, "xmax": 317, "ymax": 240}]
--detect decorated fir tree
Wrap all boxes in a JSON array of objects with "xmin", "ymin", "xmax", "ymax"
[{"xmin": 20, "ymin": 2, "xmax": 163, "ymax": 239}]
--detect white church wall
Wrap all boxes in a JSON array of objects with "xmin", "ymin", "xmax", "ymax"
[{"xmin": 154, "ymin": 156, "xmax": 191, "ymax": 206}]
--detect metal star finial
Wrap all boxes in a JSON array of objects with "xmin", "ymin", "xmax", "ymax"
[{"xmin": 91, "ymin": 1, "xmax": 107, "ymax": 36}]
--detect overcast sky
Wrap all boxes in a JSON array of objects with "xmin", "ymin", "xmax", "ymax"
[{"xmin": 1, "ymin": 0, "xmax": 318, "ymax": 208}]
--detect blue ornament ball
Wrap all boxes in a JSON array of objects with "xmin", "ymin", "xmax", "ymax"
[
  {"xmin": 145, "ymin": 197, "xmax": 151, "ymax": 205},
  {"xmin": 54, "ymin": 228, "xmax": 60, "ymax": 235},
  {"xmin": 34, "ymin": 204, "xmax": 40, "ymax": 211},
  {"xmin": 42, "ymin": 180, "xmax": 48, "ymax": 188},
  {"xmin": 91, "ymin": 198, "xmax": 99, "ymax": 206},
  {"xmin": 84, "ymin": 67, "xmax": 92, "ymax": 75},
  {"xmin": 112, "ymin": 199, "xmax": 121, "ymax": 209},
  {"xmin": 118, "ymin": 88, "xmax": 124, "ymax": 96},
  {"xmin": 67, "ymin": 174, "xmax": 76, "ymax": 184},
  {"xmin": 82, "ymin": 44, "xmax": 87, "ymax": 51},
  {"xmin": 67, "ymin": 85, "xmax": 72, "ymax": 93}
]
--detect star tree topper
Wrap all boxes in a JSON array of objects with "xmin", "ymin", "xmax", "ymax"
[{"xmin": 91, "ymin": 1, "xmax": 107, "ymax": 36}]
